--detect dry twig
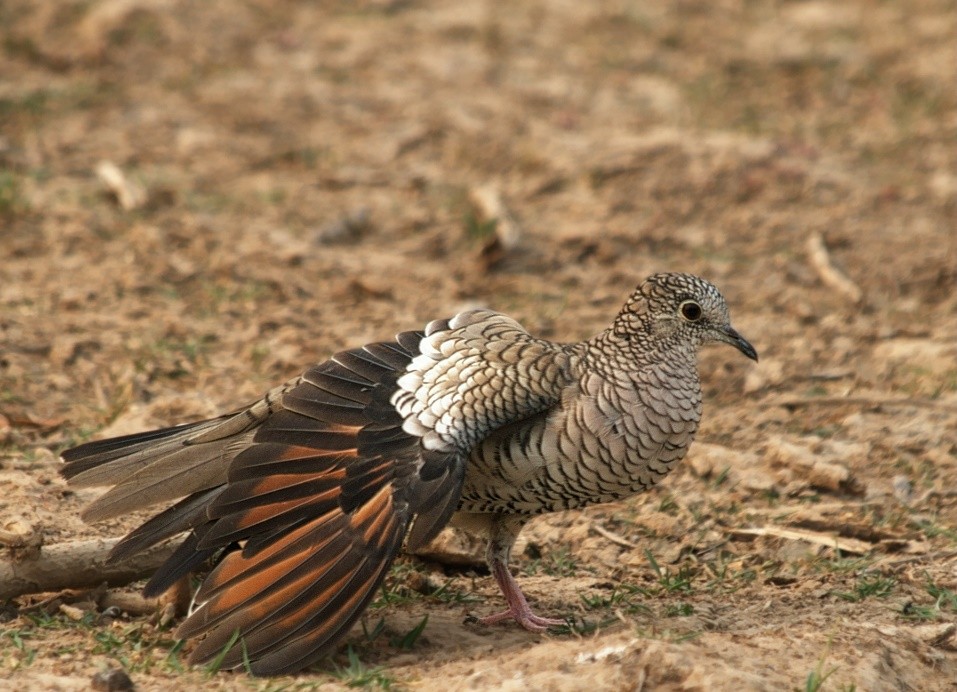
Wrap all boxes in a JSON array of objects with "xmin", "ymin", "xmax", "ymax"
[
  {"xmin": 1, "ymin": 537, "xmax": 176, "ymax": 600},
  {"xmin": 469, "ymin": 184, "xmax": 522, "ymax": 267},
  {"xmin": 775, "ymin": 395, "xmax": 957, "ymax": 413},
  {"xmin": 729, "ymin": 526, "xmax": 873, "ymax": 555},
  {"xmin": 806, "ymin": 233, "xmax": 863, "ymax": 303},
  {"xmin": 95, "ymin": 161, "xmax": 147, "ymax": 211},
  {"xmin": 590, "ymin": 522, "xmax": 639, "ymax": 549}
]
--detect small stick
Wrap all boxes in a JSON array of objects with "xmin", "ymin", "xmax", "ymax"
[
  {"xmin": 590, "ymin": 523, "xmax": 639, "ymax": 549},
  {"xmin": 95, "ymin": 161, "xmax": 147, "ymax": 211},
  {"xmin": 469, "ymin": 184, "xmax": 522, "ymax": 251},
  {"xmin": 98, "ymin": 590, "xmax": 165, "ymax": 616},
  {"xmin": 807, "ymin": 233, "xmax": 863, "ymax": 303},
  {"xmin": 876, "ymin": 549, "xmax": 957, "ymax": 569},
  {"xmin": 776, "ymin": 396, "xmax": 957, "ymax": 413},
  {"xmin": 729, "ymin": 526, "xmax": 873, "ymax": 555}
]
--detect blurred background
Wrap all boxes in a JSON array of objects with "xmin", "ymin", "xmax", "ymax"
[{"xmin": 1, "ymin": 1, "xmax": 955, "ymax": 689}]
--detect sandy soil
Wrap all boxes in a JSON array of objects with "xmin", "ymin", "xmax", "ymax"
[{"xmin": 2, "ymin": 1, "xmax": 956, "ymax": 690}]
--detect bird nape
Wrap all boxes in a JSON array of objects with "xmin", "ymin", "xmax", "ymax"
[{"xmin": 61, "ymin": 272, "xmax": 757, "ymax": 676}]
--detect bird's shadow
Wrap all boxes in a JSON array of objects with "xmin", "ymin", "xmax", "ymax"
[{"xmin": 314, "ymin": 606, "xmax": 626, "ymax": 677}]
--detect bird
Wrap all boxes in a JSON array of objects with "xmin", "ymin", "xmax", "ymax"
[{"xmin": 61, "ymin": 272, "xmax": 757, "ymax": 676}]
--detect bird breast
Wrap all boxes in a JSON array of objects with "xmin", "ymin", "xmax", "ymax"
[{"xmin": 459, "ymin": 366, "xmax": 702, "ymax": 514}]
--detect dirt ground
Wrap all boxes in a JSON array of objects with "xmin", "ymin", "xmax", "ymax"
[{"xmin": 2, "ymin": 1, "xmax": 956, "ymax": 690}]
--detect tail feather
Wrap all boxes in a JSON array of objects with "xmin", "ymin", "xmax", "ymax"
[
  {"xmin": 61, "ymin": 419, "xmax": 221, "ymax": 482},
  {"xmin": 62, "ymin": 381, "xmax": 303, "ymax": 521},
  {"xmin": 79, "ymin": 433, "xmax": 251, "ymax": 522}
]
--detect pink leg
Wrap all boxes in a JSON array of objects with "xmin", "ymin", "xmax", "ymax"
[{"xmin": 476, "ymin": 554, "xmax": 566, "ymax": 631}]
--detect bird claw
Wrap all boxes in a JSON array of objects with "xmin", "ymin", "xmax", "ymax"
[{"xmin": 472, "ymin": 607, "xmax": 567, "ymax": 632}]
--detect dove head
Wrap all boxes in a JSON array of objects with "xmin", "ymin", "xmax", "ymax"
[{"xmin": 612, "ymin": 273, "xmax": 758, "ymax": 362}]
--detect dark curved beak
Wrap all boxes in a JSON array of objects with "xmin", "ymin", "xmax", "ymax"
[{"xmin": 717, "ymin": 325, "xmax": 758, "ymax": 362}]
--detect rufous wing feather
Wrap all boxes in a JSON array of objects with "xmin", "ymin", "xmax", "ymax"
[{"xmin": 62, "ymin": 331, "xmax": 467, "ymax": 674}]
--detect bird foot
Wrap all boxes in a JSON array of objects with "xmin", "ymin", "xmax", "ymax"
[
  {"xmin": 473, "ymin": 606, "xmax": 566, "ymax": 632},
  {"xmin": 472, "ymin": 556, "xmax": 567, "ymax": 632}
]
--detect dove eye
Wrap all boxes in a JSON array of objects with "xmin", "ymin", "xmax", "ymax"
[{"xmin": 680, "ymin": 301, "xmax": 702, "ymax": 321}]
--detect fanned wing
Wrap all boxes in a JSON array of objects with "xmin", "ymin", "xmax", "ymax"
[{"xmin": 168, "ymin": 339, "xmax": 477, "ymax": 674}]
